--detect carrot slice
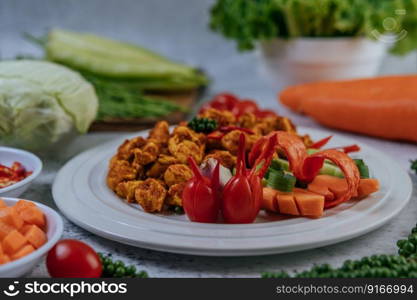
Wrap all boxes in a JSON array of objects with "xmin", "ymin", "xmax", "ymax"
[
  {"xmin": 0, "ymin": 199, "xmax": 7, "ymax": 209},
  {"xmin": 0, "ymin": 254, "xmax": 10, "ymax": 265},
  {"xmin": 14, "ymin": 200, "xmax": 36, "ymax": 213},
  {"xmin": 11, "ymin": 244, "xmax": 35, "ymax": 260},
  {"xmin": 19, "ymin": 207, "xmax": 45, "ymax": 228},
  {"xmin": 0, "ymin": 222, "xmax": 14, "ymax": 240},
  {"xmin": 357, "ymin": 178, "xmax": 380, "ymax": 199},
  {"xmin": 308, "ymin": 150, "xmax": 360, "ymax": 208},
  {"xmin": 0, "ymin": 207, "xmax": 24, "ymax": 230},
  {"xmin": 276, "ymin": 192, "xmax": 299, "ymax": 216},
  {"xmin": 24, "ymin": 225, "xmax": 47, "ymax": 249},
  {"xmin": 262, "ymin": 187, "xmax": 279, "ymax": 212},
  {"xmin": 293, "ymin": 189, "xmax": 325, "ymax": 218},
  {"xmin": 2, "ymin": 230, "xmax": 27, "ymax": 255}
]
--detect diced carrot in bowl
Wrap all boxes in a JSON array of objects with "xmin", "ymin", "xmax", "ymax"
[
  {"xmin": 19, "ymin": 207, "xmax": 45, "ymax": 228},
  {"xmin": 2, "ymin": 230, "xmax": 27, "ymax": 255},
  {"xmin": 0, "ymin": 199, "xmax": 49, "ymax": 266},
  {"xmin": 23, "ymin": 225, "xmax": 47, "ymax": 249},
  {"xmin": 0, "ymin": 207, "xmax": 24, "ymax": 230},
  {"xmin": 11, "ymin": 244, "xmax": 35, "ymax": 261}
]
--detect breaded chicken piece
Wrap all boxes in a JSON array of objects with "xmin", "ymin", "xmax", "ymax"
[
  {"xmin": 146, "ymin": 154, "xmax": 179, "ymax": 178},
  {"xmin": 171, "ymin": 126, "xmax": 205, "ymax": 145},
  {"xmin": 117, "ymin": 136, "xmax": 147, "ymax": 160},
  {"xmin": 199, "ymin": 108, "xmax": 236, "ymax": 127},
  {"xmin": 164, "ymin": 164, "xmax": 193, "ymax": 187},
  {"xmin": 107, "ymin": 159, "xmax": 141, "ymax": 190},
  {"xmin": 135, "ymin": 178, "xmax": 167, "ymax": 213},
  {"xmin": 166, "ymin": 182, "xmax": 186, "ymax": 206},
  {"xmin": 132, "ymin": 140, "xmax": 160, "ymax": 166},
  {"xmin": 169, "ymin": 139, "xmax": 204, "ymax": 164},
  {"xmin": 148, "ymin": 121, "xmax": 170, "ymax": 145},
  {"xmin": 115, "ymin": 180, "xmax": 143, "ymax": 203},
  {"xmin": 204, "ymin": 150, "xmax": 236, "ymax": 169},
  {"xmin": 168, "ymin": 126, "xmax": 205, "ymax": 164}
]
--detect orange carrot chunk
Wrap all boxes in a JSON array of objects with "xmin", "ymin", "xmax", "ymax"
[
  {"xmin": 0, "ymin": 254, "xmax": 11, "ymax": 265},
  {"xmin": 293, "ymin": 189, "xmax": 325, "ymax": 218},
  {"xmin": 262, "ymin": 187, "xmax": 279, "ymax": 212},
  {"xmin": 276, "ymin": 192, "xmax": 299, "ymax": 216},
  {"xmin": 14, "ymin": 200, "xmax": 36, "ymax": 213},
  {"xmin": 24, "ymin": 225, "xmax": 47, "ymax": 249},
  {"xmin": 11, "ymin": 244, "xmax": 35, "ymax": 261},
  {"xmin": 357, "ymin": 178, "xmax": 380, "ymax": 199},
  {"xmin": 0, "ymin": 222, "xmax": 14, "ymax": 240},
  {"xmin": 0, "ymin": 207, "xmax": 24, "ymax": 230},
  {"xmin": 0, "ymin": 199, "xmax": 7, "ymax": 209},
  {"xmin": 2, "ymin": 230, "xmax": 28, "ymax": 255}
]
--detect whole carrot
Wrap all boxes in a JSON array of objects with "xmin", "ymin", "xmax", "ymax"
[{"xmin": 279, "ymin": 75, "xmax": 417, "ymax": 142}]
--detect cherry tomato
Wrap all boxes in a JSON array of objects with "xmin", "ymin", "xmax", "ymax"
[
  {"xmin": 46, "ymin": 239, "xmax": 102, "ymax": 278},
  {"xmin": 210, "ymin": 93, "xmax": 239, "ymax": 110},
  {"xmin": 232, "ymin": 99, "xmax": 259, "ymax": 116},
  {"xmin": 255, "ymin": 109, "xmax": 277, "ymax": 118}
]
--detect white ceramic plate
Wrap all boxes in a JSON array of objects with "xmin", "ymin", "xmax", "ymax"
[{"xmin": 52, "ymin": 127, "xmax": 412, "ymax": 256}]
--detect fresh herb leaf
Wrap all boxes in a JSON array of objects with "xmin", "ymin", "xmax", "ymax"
[{"xmin": 210, "ymin": 0, "xmax": 417, "ymax": 55}]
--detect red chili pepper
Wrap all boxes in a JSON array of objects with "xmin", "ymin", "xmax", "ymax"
[
  {"xmin": 222, "ymin": 134, "xmax": 277, "ymax": 224},
  {"xmin": 0, "ymin": 162, "xmax": 31, "ymax": 189},
  {"xmin": 338, "ymin": 144, "xmax": 361, "ymax": 153},
  {"xmin": 207, "ymin": 132, "xmax": 225, "ymax": 141},
  {"xmin": 310, "ymin": 135, "xmax": 333, "ymax": 149},
  {"xmin": 182, "ymin": 157, "xmax": 221, "ymax": 223}
]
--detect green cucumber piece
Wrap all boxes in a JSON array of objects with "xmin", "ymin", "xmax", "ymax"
[
  {"xmin": 354, "ymin": 159, "xmax": 370, "ymax": 179},
  {"xmin": 266, "ymin": 169, "xmax": 296, "ymax": 193}
]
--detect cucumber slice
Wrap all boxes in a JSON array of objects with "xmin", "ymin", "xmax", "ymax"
[{"xmin": 272, "ymin": 158, "xmax": 344, "ymax": 178}]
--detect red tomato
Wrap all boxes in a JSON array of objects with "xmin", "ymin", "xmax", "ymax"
[
  {"xmin": 255, "ymin": 109, "xmax": 277, "ymax": 118},
  {"xmin": 210, "ymin": 93, "xmax": 239, "ymax": 111},
  {"xmin": 233, "ymin": 100, "xmax": 259, "ymax": 117},
  {"xmin": 46, "ymin": 239, "xmax": 102, "ymax": 278}
]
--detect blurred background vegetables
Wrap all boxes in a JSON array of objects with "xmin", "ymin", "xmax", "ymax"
[
  {"xmin": 0, "ymin": 60, "xmax": 98, "ymax": 151},
  {"xmin": 210, "ymin": 0, "xmax": 417, "ymax": 55},
  {"xmin": 26, "ymin": 29, "xmax": 208, "ymax": 127}
]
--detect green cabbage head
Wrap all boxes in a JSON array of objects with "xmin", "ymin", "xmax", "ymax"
[{"xmin": 0, "ymin": 60, "xmax": 98, "ymax": 151}]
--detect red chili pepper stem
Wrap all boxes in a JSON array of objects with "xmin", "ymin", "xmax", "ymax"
[
  {"xmin": 236, "ymin": 133, "xmax": 247, "ymax": 176},
  {"xmin": 250, "ymin": 134, "xmax": 278, "ymax": 178},
  {"xmin": 211, "ymin": 161, "xmax": 220, "ymax": 190},
  {"xmin": 310, "ymin": 135, "xmax": 333, "ymax": 149}
]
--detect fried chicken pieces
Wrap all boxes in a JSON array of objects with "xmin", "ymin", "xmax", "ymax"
[{"xmin": 107, "ymin": 109, "xmax": 312, "ymax": 213}]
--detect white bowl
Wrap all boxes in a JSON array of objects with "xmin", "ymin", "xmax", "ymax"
[
  {"xmin": 257, "ymin": 37, "xmax": 389, "ymax": 86},
  {"xmin": 0, "ymin": 197, "xmax": 63, "ymax": 277},
  {"xmin": 0, "ymin": 147, "xmax": 43, "ymax": 198}
]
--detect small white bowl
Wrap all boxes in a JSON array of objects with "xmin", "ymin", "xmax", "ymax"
[
  {"xmin": 0, "ymin": 147, "xmax": 43, "ymax": 198},
  {"xmin": 0, "ymin": 197, "xmax": 63, "ymax": 277}
]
